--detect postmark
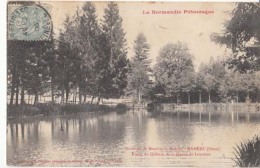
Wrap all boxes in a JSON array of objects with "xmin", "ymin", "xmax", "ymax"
[{"xmin": 8, "ymin": 4, "xmax": 52, "ymax": 41}]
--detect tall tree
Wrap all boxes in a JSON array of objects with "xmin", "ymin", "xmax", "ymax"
[
  {"xmin": 127, "ymin": 33, "xmax": 151, "ymax": 104},
  {"xmin": 154, "ymin": 42, "xmax": 195, "ymax": 104},
  {"xmin": 56, "ymin": 16, "xmax": 79, "ymax": 104},
  {"xmin": 77, "ymin": 2, "xmax": 101, "ymax": 103},
  {"xmin": 198, "ymin": 60, "xmax": 226, "ymax": 103},
  {"xmin": 101, "ymin": 2, "xmax": 128, "ymax": 99},
  {"xmin": 7, "ymin": 41, "xmax": 21, "ymax": 106},
  {"xmin": 25, "ymin": 41, "xmax": 53, "ymax": 105},
  {"xmin": 212, "ymin": 3, "xmax": 260, "ymax": 72}
]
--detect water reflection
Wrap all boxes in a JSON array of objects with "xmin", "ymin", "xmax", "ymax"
[{"xmin": 7, "ymin": 110, "xmax": 260, "ymax": 167}]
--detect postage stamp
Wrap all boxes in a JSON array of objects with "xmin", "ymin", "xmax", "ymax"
[{"xmin": 7, "ymin": 4, "xmax": 52, "ymax": 41}]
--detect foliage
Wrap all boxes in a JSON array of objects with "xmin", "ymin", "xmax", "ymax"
[
  {"xmin": 77, "ymin": 2, "xmax": 102, "ymax": 101},
  {"xmin": 126, "ymin": 33, "xmax": 151, "ymax": 103},
  {"xmin": 7, "ymin": 39, "xmax": 55, "ymax": 105},
  {"xmin": 61, "ymin": 104, "xmax": 114, "ymax": 113},
  {"xmin": 36, "ymin": 102, "xmax": 61, "ymax": 115},
  {"xmin": 101, "ymin": 2, "xmax": 129, "ymax": 98},
  {"xmin": 7, "ymin": 105, "xmax": 40, "ymax": 117},
  {"xmin": 233, "ymin": 135, "xmax": 260, "ymax": 167},
  {"xmin": 154, "ymin": 42, "xmax": 195, "ymax": 99},
  {"xmin": 7, "ymin": 103, "xmax": 114, "ymax": 118},
  {"xmin": 211, "ymin": 3, "xmax": 260, "ymax": 72},
  {"xmin": 7, "ymin": 2, "xmax": 129, "ymax": 107},
  {"xmin": 7, "ymin": 2, "xmax": 260, "ymax": 108},
  {"xmin": 7, "ymin": 103, "xmax": 61, "ymax": 117},
  {"xmin": 115, "ymin": 103, "xmax": 128, "ymax": 113}
]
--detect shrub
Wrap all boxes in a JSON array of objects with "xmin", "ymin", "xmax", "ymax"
[
  {"xmin": 147, "ymin": 103, "xmax": 163, "ymax": 112},
  {"xmin": 61, "ymin": 103, "xmax": 114, "ymax": 113},
  {"xmin": 115, "ymin": 103, "xmax": 128, "ymax": 113},
  {"xmin": 7, "ymin": 105, "xmax": 40, "ymax": 117},
  {"xmin": 233, "ymin": 135, "xmax": 260, "ymax": 167},
  {"xmin": 7, "ymin": 103, "xmax": 115, "ymax": 119},
  {"xmin": 36, "ymin": 102, "xmax": 61, "ymax": 115}
]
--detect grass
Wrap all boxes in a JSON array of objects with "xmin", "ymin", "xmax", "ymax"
[
  {"xmin": 7, "ymin": 104, "xmax": 41, "ymax": 117},
  {"xmin": 61, "ymin": 104, "xmax": 114, "ymax": 114},
  {"xmin": 233, "ymin": 135, "xmax": 260, "ymax": 167},
  {"xmin": 7, "ymin": 102, "xmax": 119, "ymax": 119}
]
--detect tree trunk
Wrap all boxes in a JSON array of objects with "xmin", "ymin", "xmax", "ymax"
[
  {"xmin": 51, "ymin": 77, "xmax": 54, "ymax": 102},
  {"xmin": 208, "ymin": 91, "xmax": 211, "ymax": 103},
  {"xmin": 97, "ymin": 97, "xmax": 100, "ymax": 105},
  {"xmin": 97, "ymin": 93, "xmax": 102, "ymax": 105},
  {"xmin": 138, "ymin": 88, "xmax": 141, "ymax": 104},
  {"xmin": 91, "ymin": 95, "xmax": 95, "ymax": 104},
  {"xmin": 257, "ymin": 89, "xmax": 260, "ymax": 103},
  {"xmin": 187, "ymin": 92, "xmax": 190, "ymax": 105},
  {"xmin": 15, "ymin": 85, "xmax": 19, "ymax": 106},
  {"xmin": 83, "ymin": 94, "xmax": 87, "ymax": 104},
  {"xmin": 72, "ymin": 90, "xmax": 74, "ymax": 104},
  {"xmin": 65, "ymin": 88, "xmax": 69, "ymax": 104},
  {"xmin": 78, "ymin": 90, "xmax": 82, "ymax": 104},
  {"xmin": 199, "ymin": 90, "xmax": 202, "ymax": 104},
  {"xmin": 176, "ymin": 93, "xmax": 178, "ymax": 104},
  {"xmin": 28, "ymin": 94, "xmax": 30, "ymax": 104},
  {"xmin": 61, "ymin": 88, "xmax": 64, "ymax": 104},
  {"xmin": 236, "ymin": 91, "xmax": 239, "ymax": 103},
  {"xmin": 34, "ymin": 92, "xmax": 38, "ymax": 105},
  {"xmin": 246, "ymin": 92, "xmax": 250, "ymax": 103},
  {"xmin": 9, "ymin": 79, "xmax": 15, "ymax": 106},
  {"xmin": 75, "ymin": 90, "xmax": 77, "ymax": 104},
  {"xmin": 20, "ymin": 84, "xmax": 25, "ymax": 105}
]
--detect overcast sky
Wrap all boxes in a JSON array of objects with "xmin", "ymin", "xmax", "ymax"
[{"xmin": 46, "ymin": 1, "xmax": 235, "ymax": 71}]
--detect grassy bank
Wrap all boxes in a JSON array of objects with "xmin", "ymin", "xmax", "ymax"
[
  {"xmin": 7, "ymin": 102, "xmax": 128, "ymax": 119},
  {"xmin": 148, "ymin": 103, "xmax": 260, "ymax": 113}
]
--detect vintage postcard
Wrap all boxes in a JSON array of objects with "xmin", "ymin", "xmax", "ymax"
[{"xmin": 6, "ymin": 1, "xmax": 260, "ymax": 167}]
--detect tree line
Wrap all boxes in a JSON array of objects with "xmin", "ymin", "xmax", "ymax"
[
  {"xmin": 8, "ymin": 2, "xmax": 128, "ymax": 105},
  {"xmin": 7, "ymin": 2, "xmax": 260, "ymax": 106},
  {"xmin": 127, "ymin": 2, "xmax": 260, "ymax": 104}
]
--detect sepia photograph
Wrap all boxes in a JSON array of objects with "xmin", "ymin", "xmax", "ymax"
[{"xmin": 6, "ymin": 1, "xmax": 260, "ymax": 167}]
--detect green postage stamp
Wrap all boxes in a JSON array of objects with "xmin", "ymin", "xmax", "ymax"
[{"xmin": 7, "ymin": 3, "xmax": 52, "ymax": 40}]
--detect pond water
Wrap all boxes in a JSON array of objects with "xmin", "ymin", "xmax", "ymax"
[{"xmin": 7, "ymin": 110, "xmax": 260, "ymax": 167}]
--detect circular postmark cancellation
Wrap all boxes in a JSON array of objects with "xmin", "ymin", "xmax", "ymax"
[{"xmin": 8, "ymin": 4, "xmax": 52, "ymax": 41}]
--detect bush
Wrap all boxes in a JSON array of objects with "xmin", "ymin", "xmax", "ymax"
[
  {"xmin": 61, "ymin": 103, "xmax": 114, "ymax": 113},
  {"xmin": 147, "ymin": 103, "xmax": 163, "ymax": 112},
  {"xmin": 7, "ymin": 103, "xmax": 115, "ymax": 119},
  {"xmin": 36, "ymin": 102, "xmax": 61, "ymax": 115},
  {"xmin": 115, "ymin": 103, "xmax": 128, "ymax": 113},
  {"xmin": 233, "ymin": 135, "xmax": 260, "ymax": 167},
  {"xmin": 7, "ymin": 105, "xmax": 40, "ymax": 117}
]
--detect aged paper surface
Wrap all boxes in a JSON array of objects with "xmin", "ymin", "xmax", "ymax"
[{"xmin": 6, "ymin": 1, "xmax": 260, "ymax": 167}]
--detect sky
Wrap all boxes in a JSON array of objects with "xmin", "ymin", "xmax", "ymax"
[{"xmin": 45, "ymin": 1, "xmax": 235, "ymax": 71}]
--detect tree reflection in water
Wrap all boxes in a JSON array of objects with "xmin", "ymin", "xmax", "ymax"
[{"xmin": 6, "ymin": 110, "xmax": 260, "ymax": 166}]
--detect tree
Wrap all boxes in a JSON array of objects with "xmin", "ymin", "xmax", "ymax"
[
  {"xmin": 197, "ymin": 60, "xmax": 227, "ymax": 103},
  {"xmin": 154, "ymin": 42, "xmax": 195, "ymax": 104},
  {"xmin": 224, "ymin": 71, "xmax": 243, "ymax": 103},
  {"xmin": 77, "ymin": 2, "xmax": 101, "ymax": 103},
  {"xmin": 255, "ymin": 72, "xmax": 260, "ymax": 102},
  {"xmin": 239, "ymin": 73, "xmax": 256, "ymax": 103},
  {"xmin": 7, "ymin": 41, "xmax": 20, "ymax": 106},
  {"xmin": 212, "ymin": 3, "xmax": 260, "ymax": 72},
  {"xmin": 56, "ymin": 16, "xmax": 80, "ymax": 104},
  {"xmin": 7, "ymin": 1, "xmax": 54, "ymax": 106},
  {"xmin": 126, "ymin": 33, "xmax": 151, "ymax": 103},
  {"xmin": 101, "ymin": 2, "xmax": 129, "ymax": 99},
  {"xmin": 204, "ymin": 74, "xmax": 215, "ymax": 103}
]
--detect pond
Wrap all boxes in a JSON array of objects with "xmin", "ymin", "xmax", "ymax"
[{"xmin": 7, "ymin": 110, "xmax": 260, "ymax": 167}]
